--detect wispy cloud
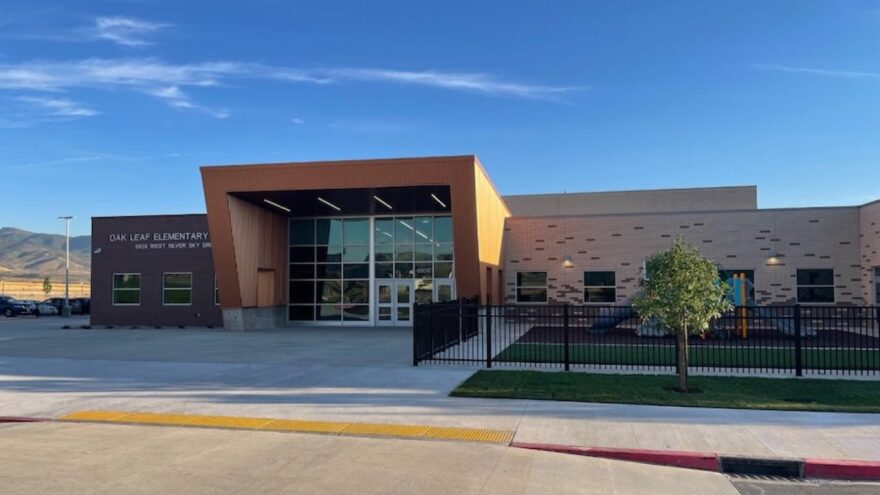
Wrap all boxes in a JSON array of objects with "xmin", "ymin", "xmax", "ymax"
[
  {"xmin": 3, "ymin": 148, "xmax": 151, "ymax": 171},
  {"xmin": 15, "ymin": 95, "xmax": 98, "ymax": 117},
  {"xmin": 6, "ymin": 154, "xmax": 105, "ymax": 170},
  {"xmin": 291, "ymin": 117, "xmax": 305, "ymax": 125},
  {"xmin": 0, "ymin": 58, "xmax": 579, "ymax": 98},
  {"xmin": 0, "ymin": 58, "xmax": 239, "ymax": 116},
  {"xmin": 264, "ymin": 66, "xmax": 583, "ymax": 99},
  {"xmin": 4, "ymin": 15, "xmax": 171, "ymax": 47},
  {"xmin": 754, "ymin": 64, "xmax": 880, "ymax": 81},
  {"xmin": 0, "ymin": 58, "xmax": 241, "ymax": 91},
  {"xmin": 146, "ymin": 85, "xmax": 229, "ymax": 118},
  {"xmin": 323, "ymin": 68, "xmax": 582, "ymax": 99},
  {"xmin": 92, "ymin": 16, "xmax": 170, "ymax": 47},
  {"xmin": 0, "ymin": 57, "xmax": 583, "ymax": 120}
]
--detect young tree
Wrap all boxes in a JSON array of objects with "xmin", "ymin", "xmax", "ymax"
[
  {"xmin": 42, "ymin": 277, "xmax": 53, "ymax": 298},
  {"xmin": 633, "ymin": 238, "xmax": 732, "ymax": 392}
]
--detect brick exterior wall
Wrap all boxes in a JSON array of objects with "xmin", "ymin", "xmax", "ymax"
[
  {"xmin": 91, "ymin": 215, "xmax": 222, "ymax": 327},
  {"xmin": 860, "ymin": 200, "xmax": 880, "ymax": 305},
  {"xmin": 503, "ymin": 207, "xmax": 866, "ymax": 306}
]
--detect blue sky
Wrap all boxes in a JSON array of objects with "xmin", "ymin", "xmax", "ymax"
[{"xmin": 1, "ymin": 0, "xmax": 879, "ymax": 236}]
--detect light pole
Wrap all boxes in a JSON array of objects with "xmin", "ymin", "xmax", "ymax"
[{"xmin": 59, "ymin": 216, "xmax": 74, "ymax": 317}]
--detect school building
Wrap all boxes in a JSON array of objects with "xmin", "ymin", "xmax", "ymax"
[{"xmin": 90, "ymin": 155, "xmax": 880, "ymax": 330}]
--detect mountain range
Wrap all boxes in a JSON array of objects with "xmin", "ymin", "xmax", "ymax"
[{"xmin": 0, "ymin": 227, "xmax": 91, "ymax": 279}]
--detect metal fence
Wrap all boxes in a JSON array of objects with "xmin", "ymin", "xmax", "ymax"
[
  {"xmin": 412, "ymin": 298, "xmax": 479, "ymax": 362},
  {"xmin": 413, "ymin": 303, "xmax": 880, "ymax": 376}
]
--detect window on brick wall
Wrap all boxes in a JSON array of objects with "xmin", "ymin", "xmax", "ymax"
[
  {"xmin": 796, "ymin": 269, "xmax": 834, "ymax": 304},
  {"xmin": 112, "ymin": 273, "xmax": 140, "ymax": 305},
  {"xmin": 583, "ymin": 271, "xmax": 616, "ymax": 303},
  {"xmin": 516, "ymin": 272, "xmax": 547, "ymax": 303},
  {"xmin": 163, "ymin": 272, "xmax": 193, "ymax": 305}
]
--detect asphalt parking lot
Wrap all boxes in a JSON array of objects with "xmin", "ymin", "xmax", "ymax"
[{"xmin": 0, "ymin": 316, "xmax": 507, "ymax": 428}]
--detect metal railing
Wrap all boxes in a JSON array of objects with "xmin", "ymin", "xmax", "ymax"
[{"xmin": 413, "ymin": 303, "xmax": 880, "ymax": 376}]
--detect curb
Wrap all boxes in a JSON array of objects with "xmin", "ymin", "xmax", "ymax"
[
  {"xmin": 511, "ymin": 442, "xmax": 719, "ymax": 471},
  {"xmin": 805, "ymin": 458, "xmax": 880, "ymax": 481},
  {"xmin": 510, "ymin": 442, "xmax": 880, "ymax": 481},
  {"xmin": 0, "ymin": 416, "xmax": 51, "ymax": 423}
]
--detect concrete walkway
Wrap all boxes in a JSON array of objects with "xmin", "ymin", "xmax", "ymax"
[
  {"xmin": 1, "ymin": 318, "xmax": 879, "ymax": 463},
  {"xmin": 514, "ymin": 400, "xmax": 880, "ymax": 461},
  {"xmin": 0, "ymin": 422, "xmax": 740, "ymax": 494}
]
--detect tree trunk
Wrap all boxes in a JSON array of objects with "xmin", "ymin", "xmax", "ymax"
[{"xmin": 677, "ymin": 323, "xmax": 688, "ymax": 392}]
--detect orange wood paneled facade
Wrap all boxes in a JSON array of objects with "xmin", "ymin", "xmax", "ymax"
[
  {"xmin": 257, "ymin": 269, "xmax": 276, "ymax": 308},
  {"xmin": 201, "ymin": 156, "xmax": 508, "ymax": 310},
  {"xmin": 226, "ymin": 195, "xmax": 287, "ymax": 308},
  {"xmin": 473, "ymin": 158, "xmax": 512, "ymax": 304}
]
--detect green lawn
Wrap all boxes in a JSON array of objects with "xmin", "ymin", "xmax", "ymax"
[
  {"xmin": 451, "ymin": 370, "xmax": 880, "ymax": 413},
  {"xmin": 493, "ymin": 343, "xmax": 880, "ymax": 370}
]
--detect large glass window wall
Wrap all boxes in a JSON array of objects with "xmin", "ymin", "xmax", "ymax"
[{"xmin": 288, "ymin": 215, "xmax": 453, "ymax": 323}]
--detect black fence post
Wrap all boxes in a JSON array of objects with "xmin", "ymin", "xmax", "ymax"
[
  {"xmin": 412, "ymin": 304, "xmax": 419, "ymax": 367},
  {"xmin": 485, "ymin": 304, "xmax": 493, "ymax": 369},
  {"xmin": 675, "ymin": 329, "xmax": 680, "ymax": 371},
  {"xmin": 429, "ymin": 303, "xmax": 435, "ymax": 356},
  {"xmin": 563, "ymin": 304, "xmax": 571, "ymax": 371},
  {"xmin": 794, "ymin": 304, "xmax": 803, "ymax": 377},
  {"xmin": 457, "ymin": 300, "xmax": 462, "ymax": 344}
]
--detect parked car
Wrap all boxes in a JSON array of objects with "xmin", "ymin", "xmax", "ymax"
[
  {"xmin": 72, "ymin": 297, "xmax": 91, "ymax": 314},
  {"xmin": 36, "ymin": 302, "xmax": 59, "ymax": 316},
  {"xmin": 41, "ymin": 298, "xmax": 62, "ymax": 313},
  {"xmin": 0, "ymin": 296, "xmax": 33, "ymax": 317},
  {"xmin": 18, "ymin": 300, "xmax": 38, "ymax": 313},
  {"xmin": 42, "ymin": 297, "xmax": 82, "ymax": 314},
  {"xmin": 18, "ymin": 299, "xmax": 58, "ymax": 317}
]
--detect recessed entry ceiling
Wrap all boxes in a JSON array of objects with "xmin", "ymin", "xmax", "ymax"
[{"xmin": 231, "ymin": 185, "xmax": 452, "ymax": 217}]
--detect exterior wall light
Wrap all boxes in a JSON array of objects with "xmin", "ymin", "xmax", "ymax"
[
  {"xmin": 317, "ymin": 197, "xmax": 342, "ymax": 211},
  {"xmin": 263, "ymin": 199, "xmax": 291, "ymax": 213},
  {"xmin": 767, "ymin": 251, "xmax": 780, "ymax": 265},
  {"xmin": 373, "ymin": 195, "xmax": 393, "ymax": 210},
  {"xmin": 563, "ymin": 255, "xmax": 574, "ymax": 268}
]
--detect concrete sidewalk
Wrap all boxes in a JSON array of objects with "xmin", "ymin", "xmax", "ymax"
[
  {"xmin": 513, "ymin": 399, "xmax": 880, "ymax": 461},
  {"xmin": 3, "ymin": 355, "xmax": 878, "ymax": 462},
  {"xmin": 1, "ymin": 321, "xmax": 878, "ymax": 464},
  {"xmin": 0, "ymin": 422, "xmax": 740, "ymax": 494}
]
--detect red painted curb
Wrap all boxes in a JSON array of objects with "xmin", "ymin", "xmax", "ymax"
[
  {"xmin": 511, "ymin": 442, "xmax": 720, "ymax": 472},
  {"xmin": 0, "ymin": 416, "xmax": 51, "ymax": 423},
  {"xmin": 804, "ymin": 458, "xmax": 880, "ymax": 480}
]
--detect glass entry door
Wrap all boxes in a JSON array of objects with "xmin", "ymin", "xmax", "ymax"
[
  {"xmin": 434, "ymin": 279, "xmax": 455, "ymax": 302},
  {"xmin": 375, "ymin": 280, "xmax": 414, "ymax": 326}
]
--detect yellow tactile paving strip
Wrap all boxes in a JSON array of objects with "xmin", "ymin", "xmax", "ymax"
[{"xmin": 58, "ymin": 410, "xmax": 514, "ymax": 444}]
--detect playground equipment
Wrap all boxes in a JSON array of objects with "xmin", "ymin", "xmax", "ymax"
[
  {"xmin": 635, "ymin": 317, "xmax": 668, "ymax": 337},
  {"xmin": 589, "ymin": 305, "xmax": 636, "ymax": 333},
  {"xmin": 728, "ymin": 273, "xmax": 751, "ymax": 338},
  {"xmin": 588, "ymin": 293, "xmax": 668, "ymax": 335},
  {"xmin": 585, "ymin": 274, "xmax": 816, "ymax": 338},
  {"xmin": 724, "ymin": 273, "xmax": 816, "ymax": 338},
  {"xmin": 747, "ymin": 305, "xmax": 816, "ymax": 337},
  {"xmin": 585, "ymin": 291, "xmax": 671, "ymax": 337}
]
